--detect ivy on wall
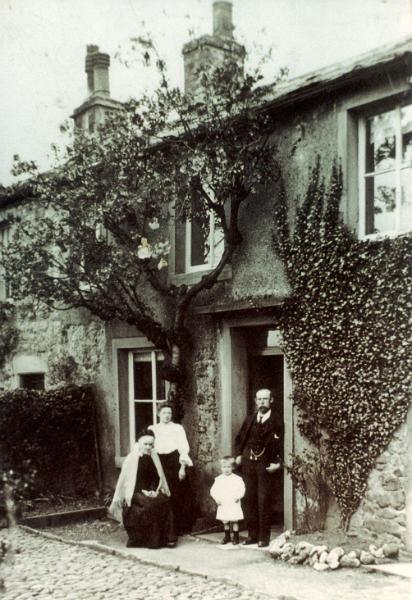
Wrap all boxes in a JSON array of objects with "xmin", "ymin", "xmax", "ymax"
[
  {"xmin": 0, "ymin": 302, "xmax": 18, "ymax": 370},
  {"xmin": 273, "ymin": 161, "xmax": 412, "ymax": 528},
  {"xmin": 48, "ymin": 353, "xmax": 81, "ymax": 387}
]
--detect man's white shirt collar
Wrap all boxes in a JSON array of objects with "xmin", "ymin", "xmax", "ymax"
[{"xmin": 257, "ymin": 409, "xmax": 271, "ymax": 424}]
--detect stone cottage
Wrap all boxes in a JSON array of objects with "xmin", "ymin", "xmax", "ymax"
[{"xmin": 0, "ymin": 1, "xmax": 411, "ymax": 549}]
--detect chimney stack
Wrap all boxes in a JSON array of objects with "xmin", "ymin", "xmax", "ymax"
[
  {"xmin": 213, "ymin": 1, "xmax": 234, "ymax": 39},
  {"xmin": 85, "ymin": 45, "xmax": 110, "ymax": 96},
  {"xmin": 182, "ymin": 0, "xmax": 245, "ymax": 95},
  {"xmin": 72, "ymin": 45, "xmax": 122, "ymax": 132}
]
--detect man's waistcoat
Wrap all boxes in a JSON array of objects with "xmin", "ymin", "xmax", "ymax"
[{"xmin": 235, "ymin": 411, "xmax": 283, "ymax": 465}]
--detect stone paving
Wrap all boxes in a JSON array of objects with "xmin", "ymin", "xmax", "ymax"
[
  {"xmin": 1, "ymin": 527, "xmax": 411, "ymax": 600},
  {"xmin": 0, "ymin": 528, "xmax": 271, "ymax": 600}
]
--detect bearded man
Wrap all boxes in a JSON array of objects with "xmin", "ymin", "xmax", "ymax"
[{"xmin": 235, "ymin": 388, "xmax": 282, "ymax": 547}]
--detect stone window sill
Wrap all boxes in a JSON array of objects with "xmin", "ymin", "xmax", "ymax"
[{"xmin": 168, "ymin": 264, "xmax": 232, "ymax": 286}]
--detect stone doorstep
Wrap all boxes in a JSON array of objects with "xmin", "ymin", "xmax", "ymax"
[
  {"xmin": 192, "ymin": 529, "xmax": 282, "ymax": 550},
  {"xmin": 19, "ymin": 506, "xmax": 107, "ymax": 528},
  {"xmin": 193, "ymin": 526, "xmax": 282, "ymax": 551},
  {"xmin": 362, "ymin": 562, "xmax": 412, "ymax": 579}
]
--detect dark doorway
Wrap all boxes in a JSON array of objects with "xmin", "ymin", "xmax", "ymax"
[
  {"xmin": 247, "ymin": 352, "xmax": 284, "ymax": 527},
  {"xmin": 19, "ymin": 372, "xmax": 45, "ymax": 390}
]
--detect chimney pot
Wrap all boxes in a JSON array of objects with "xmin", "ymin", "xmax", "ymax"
[
  {"xmin": 213, "ymin": 1, "xmax": 234, "ymax": 39},
  {"xmin": 85, "ymin": 45, "xmax": 111, "ymax": 96}
]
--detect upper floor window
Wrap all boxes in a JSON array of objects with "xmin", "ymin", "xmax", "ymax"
[
  {"xmin": 174, "ymin": 192, "xmax": 225, "ymax": 275},
  {"xmin": 77, "ymin": 222, "xmax": 109, "ymax": 283},
  {"xmin": 185, "ymin": 210, "xmax": 225, "ymax": 273},
  {"xmin": 358, "ymin": 103, "xmax": 412, "ymax": 238}
]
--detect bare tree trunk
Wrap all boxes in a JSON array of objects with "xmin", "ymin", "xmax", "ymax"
[{"xmin": 166, "ymin": 342, "xmax": 184, "ymax": 421}]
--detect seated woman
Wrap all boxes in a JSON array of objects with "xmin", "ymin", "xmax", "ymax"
[
  {"xmin": 149, "ymin": 404, "xmax": 194, "ymax": 534},
  {"xmin": 109, "ymin": 429, "xmax": 177, "ymax": 549}
]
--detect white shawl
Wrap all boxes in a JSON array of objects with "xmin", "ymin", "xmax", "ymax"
[{"xmin": 109, "ymin": 444, "xmax": 171, "ymax": 523}]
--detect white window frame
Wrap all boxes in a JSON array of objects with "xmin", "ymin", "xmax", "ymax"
[
  {"xmin": 185, "ymin": 211, "xmax": 224, "ymax": 273},
  {"xmin": 358, "ymin": 103, "xmax": 412, "ymax": 239},
  {"xmin": 127, "ymin": 349, "xmax": 168, "ymax": 449}
]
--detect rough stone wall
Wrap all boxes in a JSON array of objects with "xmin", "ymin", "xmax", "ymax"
[
  {"xmin": 350, "ymin": 424, "xmax": 408, "ymax": 547},
  {"xmin": 0, "ymin": 308, "xmax": 118, "ymax": 489},
  {"xmin": 1, "ymin": 309, "xmax": 106, "ymax": 390},
  {"xmin": 183, "ymin": 315, "xmax": 221, "ymax": 518}
]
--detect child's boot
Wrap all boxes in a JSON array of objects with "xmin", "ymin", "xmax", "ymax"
[
  {"xmin": 221, "ymin": 529, "xmax": 231, "ymax": 545},
  {"xmin": 232, "ymin": 531, "xmax": 239, "ymax": 545}
]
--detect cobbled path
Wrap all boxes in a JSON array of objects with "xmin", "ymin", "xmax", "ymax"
[{"xmin": 0, "ymin": 528, "xmax": 272, "ymax": 600}]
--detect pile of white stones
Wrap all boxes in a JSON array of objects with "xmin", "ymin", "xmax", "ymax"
[{"xmin": 268, "ymin": 531, "xmax": 399, "ymax": 571}]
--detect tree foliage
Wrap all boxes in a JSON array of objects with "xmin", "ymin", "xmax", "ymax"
[
  {"xmin": 0, "ymin": 385, "xmax": 99, "ymax": 500},
  {"xmin": 274, "ymin": 160, "xmax": 412, "ymax": 528},
  {"xmin": 3, "ymin": 47, "xmax": 282, "ymax": 414},
  {"xmin": 0, "ymin": 302, "xmax": 18, "ymax": 370}
]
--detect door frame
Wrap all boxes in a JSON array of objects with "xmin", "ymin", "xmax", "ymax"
[{"xmin": 218, "ymin": 315, "xmax": 294, "ymax": 529}]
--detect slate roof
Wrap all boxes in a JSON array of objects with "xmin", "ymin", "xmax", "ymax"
[{"xmin": 261, "ymin": 36, "xmax": 411, "ymax": 111}]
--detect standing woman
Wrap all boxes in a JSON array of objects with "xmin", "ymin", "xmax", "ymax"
[
  {"xmin": 109, "ymin": 429, "xmax": 177, "ymax": 549},
  {"xmin": 149, "ymin": 404, "xmax": 194, "ymax": 534}
]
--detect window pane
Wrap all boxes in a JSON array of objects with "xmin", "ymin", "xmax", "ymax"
[
  {"xmin": 365, "ymin": 172, "xmax": 396, "ymax": 235},
  {"xmin": 402, "ymin": 105, "xmax": 412, "ymax": 166},
  {"xmin": 212, "ymin": 216, "xmax": 225, "ymax": 267},
  {"xmin": 155, "ymin": 400, "xmax": 167, "ymax": 422},
  {"xmin": 401, "ymin": 168, "xmax": 412, "ymax": 233},
  {"xmin": 19, "ymin": 373, "xmax": 45, "ymax": 390},
  {"xmin": 133, "ymin": 354, "xmax": 152, "ymax": 400},
  {"xmin": 366, "ymin": 109, "xmax": 396, "ymax": 173},
  {"xmin": 174, "ymin": 219, "xmax": 186, "ymax": 274},
  {"xmin": 155, "ymin": 354, "xmax": 166, "ymax": 400},
  {"xmin": 190, "ymin": 212, "xmax": 210, "ymax": 266},
  {"xmin": 134, "ymin": 402, "xmax": 154, "ymax": 438}
]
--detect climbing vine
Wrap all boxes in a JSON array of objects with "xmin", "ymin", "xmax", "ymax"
[
  {"xmin": 273, "ymin": 160, "xmax": 412, "ymax": 529},
  {"xmin": 0, "ymin": 302, "xmax": 18, "ymax": 371}
]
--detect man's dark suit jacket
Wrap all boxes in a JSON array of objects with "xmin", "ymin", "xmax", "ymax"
[{"xmin": 235, "ymin": 411, "xmax": 283, "ymax": 466}]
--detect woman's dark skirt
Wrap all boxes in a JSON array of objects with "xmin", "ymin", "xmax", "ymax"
[
  {"xmin": 123, "ymin": 492, "xmax": 176, "ymax": 549},
  {"xmin": 158, "ymin": 450, "xmax": 195, "ymax": 534}
]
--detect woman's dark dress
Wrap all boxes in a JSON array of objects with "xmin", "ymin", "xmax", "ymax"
[
  {"xmin": 122, "ymin": 454, "xmax": 176, "ymax": 548},
  {"xmin": 158, "ymin": 450, "xmax": 195, "ymax": 534}
]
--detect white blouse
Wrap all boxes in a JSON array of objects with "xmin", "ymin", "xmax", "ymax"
[{"xmin": 148, "ymin": 422, "xmax": 193, "ymax": 466}]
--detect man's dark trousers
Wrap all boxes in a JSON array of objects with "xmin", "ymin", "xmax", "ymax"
[{"xmin": 242, "ymin": 458, "xmax": 273, "ymax": 542}]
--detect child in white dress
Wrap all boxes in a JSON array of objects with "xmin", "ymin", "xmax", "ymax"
[{"xmin": 210, "ymin": 456, "xmax": 245, "ymax": 545}]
